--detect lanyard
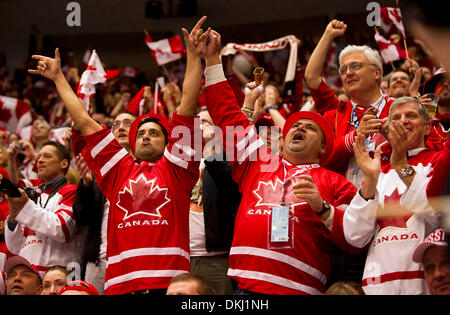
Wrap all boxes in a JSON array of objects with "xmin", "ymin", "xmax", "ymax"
[
  {"xmin": 350, "ymin": 96, "xmax": 387, "ymax": 129},
  {"xmin": 38, "ymin": 177, "xmax": 67, "ymax": 209}
]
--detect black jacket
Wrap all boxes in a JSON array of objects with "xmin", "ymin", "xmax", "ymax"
[{"xmin": 202, "ymin": 153, "xmax": 241, "ymax": 252}]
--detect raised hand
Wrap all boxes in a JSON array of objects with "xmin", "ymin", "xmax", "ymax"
[
  {"xmin": 388, "ymin": 120, "xmax": 409, "ymax": 169},
  {"xmin": 28, "ymin": 48, "xmax": 63, "ymax": 82},
  {"xmin": 242, "ymin": 81, "xmax": 263, "ymax": 110},
  {"xmin": 353, "ymin": 134, "xmax": 381, "ymax": 181},
  {"xmin": 203, "ymin": 30, "xmax": 221, "ymax": 60},
  {"xmin": 356, "ymin": 109, "xmax": 382, "ymax": 138},
  {"xmin": 181, "ymin": 16, "xmax": 210, "ymax": 56},
  {"xmin": 324, "ymin": 19, "xmax": 347, "ymax": 39}
]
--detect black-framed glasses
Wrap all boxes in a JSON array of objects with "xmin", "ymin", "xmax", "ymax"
[
  {"xmin": 112, "ymin": 119, "xmax": 133, "ymax": 130},
  {"xmin": 339, "ymin": 62, "xmax": 376, "ymax": 75}
]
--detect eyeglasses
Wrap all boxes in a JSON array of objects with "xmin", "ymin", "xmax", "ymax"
[
  {"xmin": 339, "ymin": 62, "xmax": 376, "ymax": 75},
  {"xmin": 112, "ymin": 119, "xmax": 133, "ymax": 130}
]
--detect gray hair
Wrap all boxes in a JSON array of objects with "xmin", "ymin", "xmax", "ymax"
[
  {"xmin": 33, "ymin": 119, "xmax": 51, "ymax": 131},
  {"xmin": 388, "ymin": 96, "xmax": 431, "ymax": 123},
  {"xmin": 339, "ymin": 45, "xmax": 384, "ymax": 84}
]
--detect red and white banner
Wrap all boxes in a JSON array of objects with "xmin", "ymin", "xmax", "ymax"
[
  {"xmin": 220, "ymin": 35, "xmax": 299, "ymax": 82},
  {"xmin": 145, "ymin": 33, "xmax": 185, "ymax": 66},
  {"xmin": 379, "ymin": 7, "xmax": 406, "ymax": 38},
  {"xmin": 0, "ymin": 96, "xmax": 32, "ymax": 133},
  {"xmin": 375, "ymin": 31, "xmax": 410, "ymax": 64},
  {"xmin": 77, "ymin": 50, "xmax": 106, "ymax": 111}
]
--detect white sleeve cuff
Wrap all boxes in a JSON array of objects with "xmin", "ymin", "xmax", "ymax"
[
  {"xmin": 322, "ymin": 206, "xmax": 335, "ymax": 231},
  {"xmin": 204, "ymin": 64, "xmax": 226, "ymax": 87}
]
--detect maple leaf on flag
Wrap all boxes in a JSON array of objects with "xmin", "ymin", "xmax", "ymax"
[
  {"xmin": 116, "ymin": 174, "xmax": 171, "ymax": 220},
  {"xmin": 0, "ymin": 101, "xmax": 11, "ymax": 123}
]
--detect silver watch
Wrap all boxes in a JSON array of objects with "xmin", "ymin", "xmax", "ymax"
[{"xmin": 399, "ymin": 165, "xmax": 415, "ymax": 178}]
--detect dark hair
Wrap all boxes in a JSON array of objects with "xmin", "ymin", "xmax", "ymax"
[
  {"xmin": 113, "ymin": 109, "xmax": 137, "ymax": 120},
  {"xmin": 138, "ymin": 117, "xmax": 169, "ymax": 144},
  {"xmin": 388, "ymin": 69, "xmax": 412, "ymax": 88},
  {"xmin": 42, "ymin": 141, "xmax": 71, "ymax": 174},
  {"xmin": 43, "ymin": 265, "xmax": 70, "ymax": 277},
  {"xmin": 169, "ymin": 273, "xmax": 216, "ymax": 295}
]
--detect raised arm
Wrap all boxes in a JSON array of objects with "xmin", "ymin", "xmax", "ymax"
[
  {"xmin": 179, "ymin": 16, "xmax": 210, "ymax": 117},
  {"xmin": 28, "ymin": 48, "xmax": 101, "ymax": 136},
  {"xmin": 304, "ymin": 20, "xmax": 347, "ymax": 90}
]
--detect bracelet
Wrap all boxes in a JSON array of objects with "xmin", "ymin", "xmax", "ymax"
[
  {"xmin": 265, "ymin": 104, "xmax": 278, "ymax": 114},
  {"xmin": 241, "ymin": 106, "xmax": 254, "ymax": 115}
]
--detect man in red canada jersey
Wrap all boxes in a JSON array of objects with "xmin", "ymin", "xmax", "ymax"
[
  {"xmin": 27, "ymin": 17, "xmax": 208, "ymax": 294},
  {"xmin": 198, "ymin": 28, "xmax": 360, "ymax": 295},
  {"xmin": 305, "ymin": 20, "xmax": 395, "ymax": 188}
]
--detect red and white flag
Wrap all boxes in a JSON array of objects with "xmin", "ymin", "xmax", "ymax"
[
  {"xmin": 125, "ymin": 85, "xmax": 164, "ymax": 116},
  {"xmin": 123, "ymin": 66, "xmax": 138, "ymax": 78},
  {"xmin": 83, "ymin": 48, "xmax": 92, "ymax": 67},
  {"xmin": 379, "ymin": 7, "xmax": 406, "ymax": 38},
  {"xmin": 49, "ymin": 127, "xmax": 70, "ymax": 146},
  {"xmin": 17, "ymin": 125, "xmax": 32, "ymax": 141},
  {"xmin": 0, "ymin": 96, "xmax": 32, "ymax": 133},
  {"xmin": 145, "ymin": 33, "xmax": 185, "ymax": 66},
  {"xmin": 375, "ymin": 31, "xmax": 410, "ymax": 64},
  {"xmin": 76, "ymin": 50, "xmax": 106, "ymax": 111}
]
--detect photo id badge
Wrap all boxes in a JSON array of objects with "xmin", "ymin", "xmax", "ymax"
[{"xmin": 268, "ymin": 206, "xmax": 294, "ymax": 249}]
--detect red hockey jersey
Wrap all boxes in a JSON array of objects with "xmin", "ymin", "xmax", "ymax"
[
  {"xmin": 81, "ymin": 112, "xmax": 199, "ymax": 295},
  {"xmin": 204, "ymin": 65, "xmax": 359, "ymax": 294}
]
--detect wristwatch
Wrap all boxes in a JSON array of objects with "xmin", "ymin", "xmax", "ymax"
[
  {"xmin": 316, "ymin": 200, "xmax": 331, "ymax": 217},
  {"xmin": 398, "ymin": 165, "xmax": 415, "ymax": 179}
]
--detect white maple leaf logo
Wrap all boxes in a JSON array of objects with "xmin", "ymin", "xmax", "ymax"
[
  {"xmin": 252, "ymin": 178, "xmax": 307, "ymax": 209},
  {"xmin": 116, "ymin": 174, "xmax": 171, "ymax": 220}
]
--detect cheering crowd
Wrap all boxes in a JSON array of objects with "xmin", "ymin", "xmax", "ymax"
[{"xmin": 0, "ymin": 6, "xmax": 449, "ymax": 296}]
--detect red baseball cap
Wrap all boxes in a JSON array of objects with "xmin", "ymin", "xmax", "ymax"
[
  {"xmin": 59, "ymin": 280, "xmax": 99, "ymax": 295},
  {"xmin": 128, "ymin": 113, "xmax": 171, "ymax": 155},
  {"xmin": 413, "ymin": 228, "xmax": 448, "ymax": 263},
  {"xmin": 282, "ymin": 111, "xmax": 335, "ymax": 164},
  {"xmin": 4, "ymin": 255, "xmax": 42, "ymax": 280}
]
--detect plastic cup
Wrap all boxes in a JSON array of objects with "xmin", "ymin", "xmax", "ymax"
[{"xmin": 423, "ymin": 93, "xmax": 439, "ymax": 118}]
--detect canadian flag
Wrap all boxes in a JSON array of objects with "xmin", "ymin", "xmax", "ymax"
[
  {"xmin": 0, "ymin": 96, "xmax": 32, "ymax": 133},
  {"xmin": 125, "ymin": 85, "xmax": 164, "ymax": 116},
  {"xmin": 49, "ymin": 127, "xmax": 70, "ymax": 146},
  {"xmin": 123, "ymin": 66, "xmax": 138, "ymax": 78},
  {"xmin": 76, "ymin": 50, "xmax": 106, "ymax": 111},
  {"xmin": 145, "ymin": 33, "xmax": 185, "ymax": 66},
  {"xmin": 374, "ymin": 31, "xmax": 410, "ymax": 64},
  {"xmin": 83, "ymin": 48, "xmax": 91, "ymax": 67},
  {"xmin": 379, "ymin": 7, "xmax": 406, "ymax": 38},
  {"xmin": 17, "ymin": 125, "xmax": 32, "ymax": 142}
]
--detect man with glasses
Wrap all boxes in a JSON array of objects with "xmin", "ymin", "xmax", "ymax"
[
  {"xmin": 304, "ymin": 19, "xmax": 396, "ymax": 287},
  {"xmin": 70, "ymin": 110, "xmax": 136, "ymax": 294},
  {"xmin": 305, "ymin": 19, "xmax": 395, "ymax": 189},
  {"xmin": 111, "ymin": 111, "xmax": 136, "ymax": 156},
  {"xmin": 387, "ymin": 70, "xmax": 413, "ymax": 99}
]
